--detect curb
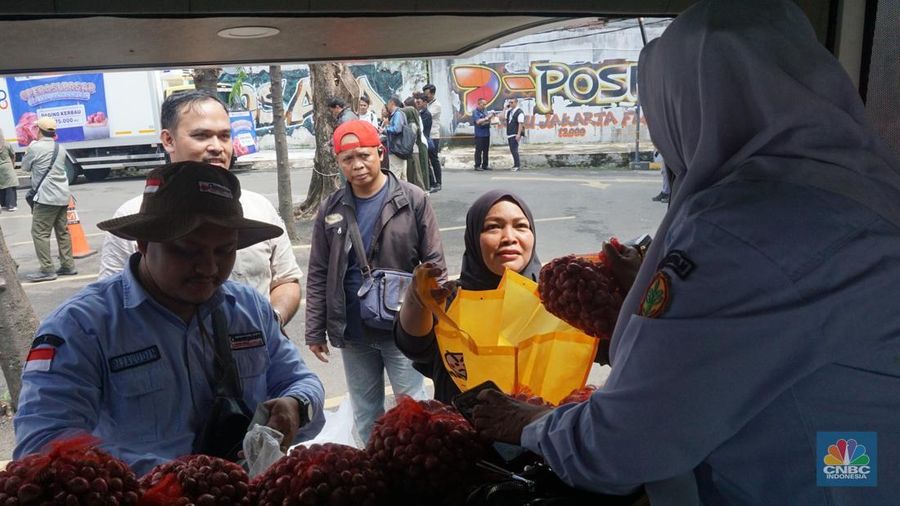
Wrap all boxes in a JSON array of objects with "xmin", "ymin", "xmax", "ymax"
[
  {"xmin": 439, "ymin": 148, "xmax": 655, "ymax": 171},
  {"xmin": 235, "ymin": 150, "xmax": 657, "ymax": 173},
  {"xmin": 11, "ymin": 145, "xmax": 658, "ymax": 185}
]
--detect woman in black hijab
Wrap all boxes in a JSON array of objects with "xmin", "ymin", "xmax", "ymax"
[{"xmin": 395, "ymin": 190, "xmax": 541, "ymax": 402}]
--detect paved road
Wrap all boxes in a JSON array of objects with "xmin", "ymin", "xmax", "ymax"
[{"xmin": 0, "ymin": 165, "xmax": 668, "ymax": 411}]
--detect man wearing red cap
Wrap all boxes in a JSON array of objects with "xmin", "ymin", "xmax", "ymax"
[{"xmin": 305, "ymin": 120, "xmax": 447, "ymax": 443}]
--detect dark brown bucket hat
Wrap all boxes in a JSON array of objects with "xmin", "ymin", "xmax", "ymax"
[{"xmin": 97, "ymin": 161, "xmax": 283, "ymax": 249}]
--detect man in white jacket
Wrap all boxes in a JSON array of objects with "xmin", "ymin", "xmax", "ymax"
[{"xmin": 98, "ymin": 91, "xmax": 303, "ymax": 325}]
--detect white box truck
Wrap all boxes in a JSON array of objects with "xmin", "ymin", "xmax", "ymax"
[{"xmin": 0, "ymin": 70, "xmax": 166, "ymax": 183}]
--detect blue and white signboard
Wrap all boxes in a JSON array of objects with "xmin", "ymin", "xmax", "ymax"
[
  {"xmin": 229, "ymin": 110, "xmax": 258, "ymax": 156},
  {"xmin": 6, "ymin": 73, "xmax": 109, "ymax": 146}
]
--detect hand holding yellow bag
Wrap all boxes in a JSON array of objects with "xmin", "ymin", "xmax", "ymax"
[{"xmin": 416, "ymin": 268, "xmax": 598, "ymax": 405}]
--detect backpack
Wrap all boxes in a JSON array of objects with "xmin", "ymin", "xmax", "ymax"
[{"xmin": 388, "ymin": 113, "xmax": 415, "ymax": 160}]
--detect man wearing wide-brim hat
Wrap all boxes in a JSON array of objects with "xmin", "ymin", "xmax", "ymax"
[{"xmin": 13, "ymin": 161, "xmax": 325, "ymax": 475}]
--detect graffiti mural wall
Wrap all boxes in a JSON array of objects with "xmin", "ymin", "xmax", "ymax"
[
  {"xmin": 209, "ymin": 19, "xmax": 669, "ymax": 149},
  {"xmin": 433, "ymin": 18, "xmax": 670, "ymax": 145},
  {"xmin": 217, "ymin": 61, "xmax": 427, "ymax": 148}
]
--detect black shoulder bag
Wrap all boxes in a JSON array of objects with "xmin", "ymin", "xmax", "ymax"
[
  {"xmin": 346, "ymin": 210, "xmax": 413, "ymax": 331},
  {"xmin": 388, "ymin": 115, "xmax": 415, "ymax": 160},
  {"xmin": 192, "ymin": 309, "xmax": 254, "ymax": 461},
  {"xmin": 25, "ymin": 142, "xmax": 59, "ymax": 211}
]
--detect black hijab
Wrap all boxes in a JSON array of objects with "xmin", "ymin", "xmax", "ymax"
[{"xmin": 458, "ymin": 190, "xmax": 542, "ymax": 291}]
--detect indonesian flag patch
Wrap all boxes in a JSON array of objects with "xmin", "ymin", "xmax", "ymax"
[
  {"xmin": 144, "ymin": 177, "xmax": 163, "ymax": 194},
  {"xmin": 25, "ymin": 334, "xmax": 65, "ymax": 373}
]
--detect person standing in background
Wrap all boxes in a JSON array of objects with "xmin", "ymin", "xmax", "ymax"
[
  {"xmin": 22, "ymin": 117, "xmax": 76, "ymax": 282},
  {"xmin": 98, "ymin": 91, "xmax": 303, "ymax": 326},
  {"xmin": 651, "ymin": 151, "xmax": 671, "ymax": 203},
  {"xmin": 381, "ymin": 96, "xmax": 408, "ymax": 181},
  {"xmin": 305, "ymin": 120, "xmax": 445, "ymax": 443},
  {"xmin": 504, "ymin": 98, "xmax": 525, "ymax": 172},
  {"xmin": 402, "ymin": 97, "xmax": 430, "ymax": 192},
  {"xmin": 328, "ymin": 97, "xmax": 359, "ymax": 126},
  {"xmin": 472, "ymin": 99, "xmax": 493, "ymax": 171},
  {"xmin": 422, "ymin": 84, "xmax": 443, "ymax": 192},
  {"xmin": 0, "ymin": 129, "xmax": 18, "ymax": 212},
  {"xmin": 414, "ymin": 93, "xmax": 438, "ymax": 193},
  {"xmin": 358, "ymin": 96, "xmax": 380, "ymax": 128}
]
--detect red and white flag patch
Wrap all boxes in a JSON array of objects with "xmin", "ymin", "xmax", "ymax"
[
  {"xmin": 25, "ymin": 347, "xmax": 56, "ymax": 372},
  {"xmin": 25, "ymin": 334, "xmax": 65, "ymax": 373},
  {"xmin": 144, "ymin": 177, "xmax": 163, "ymax": 194}
]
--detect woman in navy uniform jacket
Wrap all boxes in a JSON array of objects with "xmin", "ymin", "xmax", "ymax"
[{"xmin": 471, "ymin": 0, "xmax": 900, "ymax": 504}]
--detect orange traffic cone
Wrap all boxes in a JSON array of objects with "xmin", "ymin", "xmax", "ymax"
[{"xmin": 67, "ymin": 196, "xmax": 97, "ymax": 259}]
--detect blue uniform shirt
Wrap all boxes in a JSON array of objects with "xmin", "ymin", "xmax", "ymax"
[
  {"xmin": 473, "ymin": 108, "xmax": 491, "ymax": 138},
  {"xmin": 522, "ymin": 181, "xmax": 900, "ymax": 504},
  {"xmin": 14, "ymin": 255, "xmax": 325, "ymax": 476}
]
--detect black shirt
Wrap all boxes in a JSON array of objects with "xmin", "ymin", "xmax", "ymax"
[{"xmin": 419, "ymin": 107, "xmax": 433, "ymax": 139}]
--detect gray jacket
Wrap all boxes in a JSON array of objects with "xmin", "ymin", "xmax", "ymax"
[
  {"xmin": 336, "ymin": 108, "xmax": 358, "ymax": 126},
  {"xmin": 304, "ymin": 171, "xmax": 446, "ymax": 348},
  {"xmin": 22, "ymin": 137, "xmax": 69, "ymax": 206},
  {"xmin": 0, "ymin": 144, "xmax": 17, "ymax": 189}
]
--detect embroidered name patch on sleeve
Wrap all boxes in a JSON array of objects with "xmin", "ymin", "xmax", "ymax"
[
  {"xmin": 230, "ymin": 331, "xmax": 265, "ymax": 350},
  {"xmin": 109, "ymin": 346, "xmax": 161, "ymax": 372},
  {"xmin": 24, "ymin": 334, "xmax": 66, "ymax": 373}
]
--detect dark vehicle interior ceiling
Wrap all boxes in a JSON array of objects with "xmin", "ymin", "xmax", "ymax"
[{"xmin": 0, "ymin": 1, "xmax": 841, "ymax": 75}]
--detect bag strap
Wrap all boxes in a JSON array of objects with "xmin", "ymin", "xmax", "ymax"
[
  {"xmin": 344, "ymin": 209, "xmax": 373, "ymax": 278},
  {"xmin": 211, "ymin": 309, "xmax": 243, "ymax": 399},
  {"xmin": 32, "ymin": 142, "xmax": 59, "ymax": 197}
]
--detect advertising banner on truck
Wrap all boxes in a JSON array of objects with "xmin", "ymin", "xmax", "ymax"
[
  {"xmin": 229, "ymin": 110, "xmax": 258, "ymax": 156},
  {"xmin": 6, "ymin": 73, "xmax": 110, "ymax": 147}
]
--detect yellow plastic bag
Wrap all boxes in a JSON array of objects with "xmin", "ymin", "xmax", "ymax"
[{"xmin": 417, "ymin": 269, "xmax": 598, "ymax": 405}]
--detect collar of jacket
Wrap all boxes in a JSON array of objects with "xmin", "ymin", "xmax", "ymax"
[{"xmin": 338, "ymin": 170, "xmax": 409, "ymax": 212}]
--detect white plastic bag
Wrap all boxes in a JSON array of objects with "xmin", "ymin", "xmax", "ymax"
[
  {"xmin": 242, "ymin": 424, "xmax": 285, "ymax": 478},
  {"xmin": 306, "ymin": 396, "xmax": 360, "ymax": 448}
]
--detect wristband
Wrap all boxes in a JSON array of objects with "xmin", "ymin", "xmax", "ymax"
[{"xmin": 289, "ymin": 395, "xmax": 313, "ymax": 427}]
